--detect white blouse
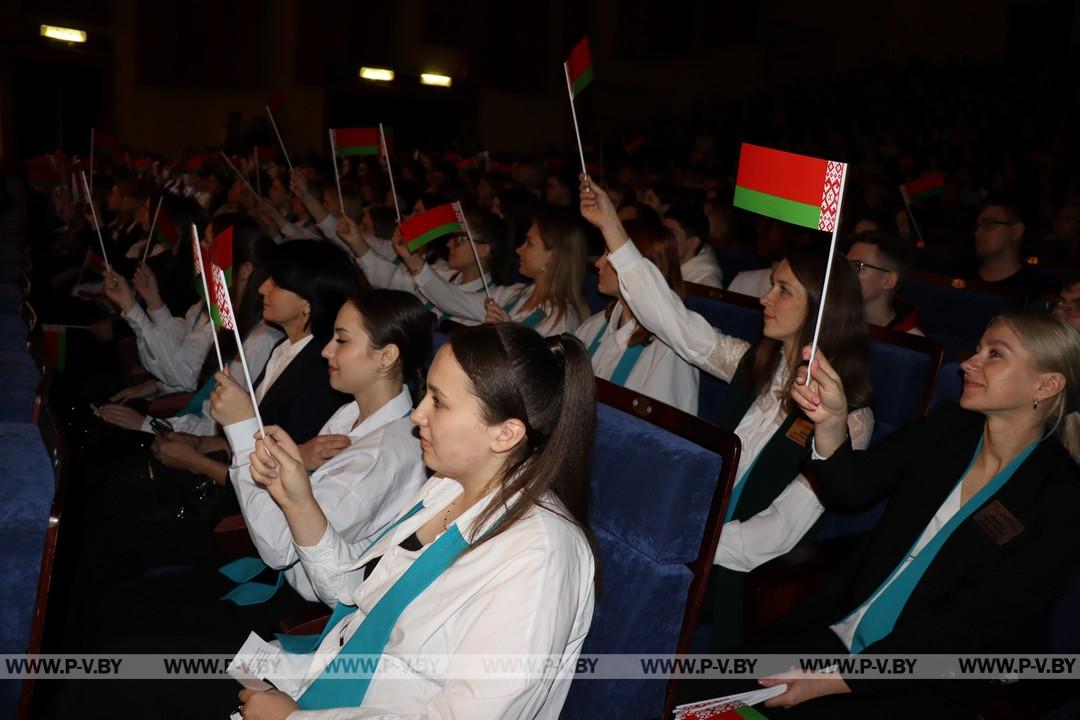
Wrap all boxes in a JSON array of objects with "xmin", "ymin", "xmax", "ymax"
[
  {"xmin": 227, "ymin": 387, "xmax": 425, "ymax": 602},
  {"xmin": 574, "ymin": 301, "xmax": 700, "ymax": 414},
  {"xmin": 607, "ymin": 240, "xmax": 874, "ymax": 571},
  {"xmin": 278, "ymin": 477, "xmax": 595, "ymax": 719},
  {"xmin": 357, "ymin": 254, "xmax": 490, "ymax": 327},
  {"xmin": 123, "ymin": 300, "xmax": 213, "ymax": 392}
]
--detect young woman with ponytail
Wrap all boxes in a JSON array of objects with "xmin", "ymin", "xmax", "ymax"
[
  {"xmin": 230, "ymin": 289, "xmax": 433, "ymax": 602},
  {"xmin": 232, "ymin": 323, "xmax": 598, "ymax": 720}
]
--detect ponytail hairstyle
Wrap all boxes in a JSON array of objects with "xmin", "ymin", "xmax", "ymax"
[
  {"xmin": 992, "ymin": 311, "xmax": 1080, "ymax": 462},
  {"xmin": 347, "ymin": 289, "xmax": 433, "ymax": 400},
  {"xmin": 448, "ymin": 323, "xmax": 598, "ymax": 582}
]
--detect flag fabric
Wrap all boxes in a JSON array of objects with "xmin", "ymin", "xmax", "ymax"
[
  {"xmin": 255, "ymin": 145, "xmax": 277, "ymax": 167},
  {"xmin": 183, "ymin": 154, "xmax": 208, "ymax": 173},
  {"xmin": 131, "ymin": 157, "xmax": 153, "ymax": 176},
  {"xmin": 24, "ymin": 155, "xmax": 61, "ymax": 191},
  {"xmin": 153, "ymin": 205, "xmax": 179, "ymax": 251},
  {"xmin": 193, "ymin": 226, "xmax": 234, "ymax": 326},
  {"xmin": 211, "ymin": 265, "xmax": 236, "ymax": 330},
  {"xmin": 332, "ymin": 128, "xmax": 380, "ymax": 156},
  {"xmin": 565, "ymin": 36, "xmax": 593, "ymax": 98},
  {"xmin": 41, "ymin": 324, "xmax": 71, "ymax": 373},
  {"xmin": 93, "ymin": 131, "xmax": 118, "ymax": 159},
  {"xmin": 900, "ymin": 172, "xmax": 945, "ymax": 202},
  {"xmin": 401, "ymin": 203, "xmax": 465, "ymax": 252},
  {"xmin": 679, "ymin": 705, "xmax": 768, "ymax": 719},
  {"xmin": 86, "ymin": 249, "xmax": 106, "ymax": 272},
  {"xmin": 267, "ymin": 89, "xmax": 285, "ymax": 116},
  {"xmin": 733, "ymin": 143, "xmax": 847, "ymax": 232}
]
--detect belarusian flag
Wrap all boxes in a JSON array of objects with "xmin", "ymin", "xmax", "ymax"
[
  {"xmin": 267, "ymin": 89, "xmax": 285, "ymax": 116},
  {"xmin": 331, "ymin": 128, "xmax": 380, "ymax": 156},
  {"xmin": 255, "ymin": 145, "xmax": 277, "ymax": 167},
  {"xmin": 132, "ymin": 157, "xmax": 153, "ymax": 176},
  {"xmin": 211, "ymin": 265, "xmax": 236, "ymax": 330},
  {"xmin": 402, "ymin": 203, "xmax": 465, "ymax": 252},
  {"xmin": 733, "ymin": 143, "xmax": 847, "ymax": 232},
  {"xmin": 183, "ymin": 154, "xmax": 208, "ymax": 173},
  {"xmin": 41, "ymin": 324, "xmax": 72, "ymax": 373},
  {"xmin": 900, "ymin": 172, "xmax": 944, "ymax": 202},
  {"xmin": 565, "ymin": 36, "xmax": 593, "ymax": 98},
  {"xmin": 94, "ymin": 130, "xmax": 118, "ymax": 159},
  {"xmin": 154, "ymin": 206, "xmax": 179, "ymax": 251},
  {"xmin": 24, "ymin": 155, "xmax": 61, "ymax": 191}
]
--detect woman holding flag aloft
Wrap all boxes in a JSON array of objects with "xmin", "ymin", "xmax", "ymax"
[{"xmin": 579, "ymin": 172, "xmax": 874, "ymax": 651}]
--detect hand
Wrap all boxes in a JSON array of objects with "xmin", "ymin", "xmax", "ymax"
[
  {"xmin": 760, "ymin": 670, "xmax": 850, "ymax": 709},
  {"xmin": 150, "ymin": 432, "xmax": 206, "ymax": 472},
  {"xmin": 103, "ymin": 270, "xmax": 137, "ymax": 312},
  {"xmin": 132, "ymin": 263, "xmax": 163, "ymax": 309},
  {"xmin": 336, "ymin": 216, "xmax": 367, "ymax": 257},
  {"xmin": 110, "ymin": 379, "xmax": 159, "ymax": 403},
  {"xmin": 249, "ymin": 425, "xmax": 314, "ymax": 509},
  {"xmin": 96, "ymin": 404, "xmax": 147, "ymax": 431},
  {"xmin": 790, "ymin": 347, "xmax": 849, "ymax": 457},
  {"xmin": 289, "ymin": 170, "xmax": 309, "ymax": 198},
  {"xmin": 209, "ymin": 368, "xmax": 255, "ymax": 426},
  {"xmin": 237, "ymin": 688, "xmax": 298, "ymax": 720},
  {"xmin": 484, "ymin": 297, "xmax": 511, "ymax": 324},
  {"xmin": 392, "ymin": 228, "xmax": 424, "ymax": 274},
  {"xmin": 299, "ymin": 434, "xmax": 351, "ymax": 471},
  {"xmin": 578, "ymin": 175, "xmax": 622, "ymax": 237}
]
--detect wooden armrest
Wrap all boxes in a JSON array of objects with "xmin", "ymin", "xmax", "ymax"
[{"xmin": 147, "ymin": 392, "xmax": 195, "ymax": 416}]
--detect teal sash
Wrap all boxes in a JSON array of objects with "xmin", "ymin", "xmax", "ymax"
[
  {"xmin": 503, "ymin": 291, "xmax": 546, "ymax": 330},
  {"xmin": 586, "ymin": 321, "xmax": 647, "ymax": 388},
  {"xmin": 849, "ymin": 435, "xmax": 1039, "ymax": 653},
  {"xmin": 177, "ymin": 375, "xmax": 216, "ymax": 417},
  {"xmin": 295, "ymin": 503, "xmax": 471, "ymax": 710},
  {"xmin": 724, "ymin": 454, "xmax": 760, "ymax": 523}
]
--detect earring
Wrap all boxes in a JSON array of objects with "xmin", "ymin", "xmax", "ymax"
[{"xmin": 1033, "ymin": 397, "xmax": 1040, "ymax": 410}]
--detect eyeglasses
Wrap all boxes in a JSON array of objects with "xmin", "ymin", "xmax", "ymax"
[
  {"xmin": 1048, "ymin": 297, "xmax": 1080, "ymax": 317},
  {"xmin": 974, "ymin": 218, "xmax": 1016, "ymax": 231},
  {"xmin": 848, "ymin": 259, "xmax": 893, "ymax": 274},
  {"xmin": 449, "ymin": 235, "xmax": 488, "ymax": 246}
]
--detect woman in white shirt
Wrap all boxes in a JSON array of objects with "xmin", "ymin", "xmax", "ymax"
[
  {"xmin": 395, "ymin": 208, "xmax": 590, "ymax": 337},
  {"xmin": 580, "ymin": 179, "xmax": 874, "ymax": 649},
  {"xmin": 232, "ymin": 323, "xmax": 597, "ymax": 719},
  {"xmin": 575, "ymin": 220, "xmax": 700, "ymax": 414},
  {"xmin": 226, "ymin": 288, "xmax": 432, "ymax": 602}
]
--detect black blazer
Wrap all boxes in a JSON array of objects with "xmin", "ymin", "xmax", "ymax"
[
  {"xmin": 254, "ymin": 335, "xmax": 351, "ymax": 444},
  {"xmin": 789, "ymin": 401, "xmax": 1080, "ymax": 694}
]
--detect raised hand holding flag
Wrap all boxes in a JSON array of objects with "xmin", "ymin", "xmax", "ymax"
[
  {"xmin": 212, "ymin": 262, "xmax": 265, "ymax": 438},
  {"xmin": 563, "ymin": 36, "xmax": 593, "ymax": 184}
]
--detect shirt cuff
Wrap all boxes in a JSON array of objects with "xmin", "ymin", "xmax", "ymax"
[
  {"xmin": 414, "ymin": 262, "xmax": 436, "ymax": 286},
  {"xmin": 123, "ymin": 303, "xmax": 149, "ymax": 327},
  {"xmin": 607, "ymin": 239, "xmax": 644, "ymax": 272},
  {"xmin": 294, "ymin": 524, "xmax": 337, "ymax": 560},
  {"xmin": 810, "ymin": 437, "xmax": 825, "ymax": 461},
  {"xmin": 317, "ymin": 214, "xmax": 338, "ymax": 239},
  {"xmin": 148, "ymin": 305, "xmax": 173, "ymax": 324},
  {"xmin": 224, "ymin": 417, "xmax": 261, "ymax": 461}
]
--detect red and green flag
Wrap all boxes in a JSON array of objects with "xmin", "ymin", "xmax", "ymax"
[
  {"xmin": 733, "ymin": 143, "xmax": 847, "ymax": 232},
  {"xmin": 24, "ymin": 155, "xmax": 61, "ymax": 191},
  {"xmin": 131, "ymin": 157, "xmax": 153, "ymax": 176},
  {"xmin": 41, "ymin": 324, "xmax": 71, "ymax": 373},
  {"xmin": 193, "ymin": 226, "xmax": 233, "ymax": 327},
  {"xmin": 331, "ymin": 128, "xmax": 380, "ymax": 156},
  {"xmin": 900, "ymin": 172, "xmax": 944, "ymax": 202},
  {"xmin": 401, "ymin": 202, "xmax": 465, "ymax": 252},
  {"xmin": 565, "ymin": 36, "xmax": 593, "ymax": 98},
  {"xmin": 267, "ymin": 89, "xmax": 285, "ymax": 117},
  {"xmin": 211, "ymin": 265, "xmax": 236, "ymax": 330},
  {"xmin": 153, "ymin": 205, "xmax": 179, "ymax": 251},
  {"xmin": 183, "ymin": 153, "xmax": 208, "ymax": 173},
  {"xmin": 255, "ymin": 145, "xmax": 277, "ymax": 168},
  {"xmin": 93, "ymin": 130, "xmax": 118, "ymax": 159}
]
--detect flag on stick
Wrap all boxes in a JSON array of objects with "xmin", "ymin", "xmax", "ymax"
[
  {"xmin": 219, "ymin": 151, "xmax": 257, "ymax": 200},
  {"xmin": 328, "ymin": 130, "xmax": 346, "ymax": 219},
  {"xmin": 212, "ymin": 263, "xmax": 265, "ymax": 438},
  {"xmin": 563, "ymin": 36, "xmax": 592, "ymax": 183},
  {"xmin": 732, "ymin": 142, "xmax": 848, "ymax": 382},
  {"xmin": 900, "ymin": 172, "xmax": 944, "ymax": 203},
  {"xmin": 330, "ymin": 128, "xmax": 380, "ymax": 156},
  {"xmin": 458, "ymin": 207, "xmax": 491, "ymax": 300},
  {"xmin": 191, "ymin": 224, "xmax": 225, "ymax": 370},
  {"xmin": 266, "ymin": 102, "xmax": 293, "ymax": 172},
  {"xmin": 79, "ymin": 171, "xmax": 111, "ymax": 272},
  {"xmin": 401, "ymin": 203, "xmax": 465, "ymax": 252},
  {"xmin": 140, "ymin": 196, "xmax": 165, "ymax": 265},
  {"xmin": 380, "ymin": 123, "xmax": 402, "ymax": 223},
  {"xmin": 24, "ymin": 155, "xmax": 61, "ymax": 191}
]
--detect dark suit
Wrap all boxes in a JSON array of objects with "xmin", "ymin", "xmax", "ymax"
[
  {"xmin": 763, "ymin": 401, "xmax": 1080, "ymax": 716},
  {"xmin": 255, "ymin": 334, "xmax": 351, "ymax": 444}
]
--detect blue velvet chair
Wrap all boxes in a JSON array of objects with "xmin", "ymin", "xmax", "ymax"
[
  {"xmin": 427, "ymin": 331, "xmax": 448, "ymax": 370},
  {"xmin": 931, "ymin": 362, "xmax": 964, "ymax": 407},
  {"xmin": 582, "ymin": 270, "xmax": 608, "ymax": 315},
  {"xmin": 0, "ymin": 282, "xmax": 22, "ymax": 313},
  {"xmin": 901, "ymin": 273, "xmax": 1025, "ymax": 359},
  {"xmin": 0, "ymin": 350, "xmax": 41, "ymax": 423},
  {"xmin": 683, "ymin": 284, "xmax": 763, "ymax": 425},
  {"xmin": 561, "ymin": 380, "xmax": 740, "ymax": 720},
  {"xmin": 712, "ymin": 247, "xmax": 770, "ymax": 289},
  {"xmin": 0, "ymin": 313, "xmax": 29, "ymax": 351}
]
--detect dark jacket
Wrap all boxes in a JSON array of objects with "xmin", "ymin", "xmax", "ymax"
[{"xmin": 255, "ymin": 335, "xmax": 350, "ymax": 444}]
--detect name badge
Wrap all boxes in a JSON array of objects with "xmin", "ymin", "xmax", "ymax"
[
  {"xmin": 973, "ymin": 500, "xmax": 1025, "ymax": 546},
  {"xmin": 785, "ymin": 418, "xmax": 814, "ymax": 447}
]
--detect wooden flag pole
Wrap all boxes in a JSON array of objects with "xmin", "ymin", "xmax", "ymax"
[
  {"xmin": 380, "ymin": 123, "xmax": 402, "ymax": 223},
  {"xmin": 328, "ymin": 129, "xmax": 345, "ymax": 218},
  {"xmin": 140, "ymin": 195, "xmax": 164, "ymax": 265},
  {"xmin": 563, "ymin": 63, "xmax": 589, "ymax": 188},
  {"xmin": 806, "ymin": 164, "xmax": 849, "ymax": 386},
  {"xmin": 899, "ymin": 187, "xmax": 926, "ymax": 246},
  {"xmin": 88, "ymin": 128, "xmax": 95, "ymax": 196},
  {"xmin": 253, "ymin": 149, "xmax": 261, "ymax": 197},
  {"xmin": 265, "ymin": 106, "xmax": 293, "ymax": 172},
  {"xmin": 219, "ymin": 151, "xmax": 258, "ymax": 200},
  {"xmin": 190, "ymin": 224, "xmax": 224, "ymax": 371},
  {"xmin": 214, "ymin": 264, "xmax": 265, "ymax": 438},
  {"xmin": 80, "ymin": 171, "xmax": 110, "ymax": 273},
  {"xmin": 456, "ymin": 203, "xmax": 491, "ymax": 300}
]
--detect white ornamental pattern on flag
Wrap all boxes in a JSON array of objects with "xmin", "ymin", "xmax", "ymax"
[
  {"xmin": 817, "ymin": 160, "xmax": 846, "ymax": 232},
  {"xmin": 212, "ymin": 265, "xmax": 236, "ymax": 330}
]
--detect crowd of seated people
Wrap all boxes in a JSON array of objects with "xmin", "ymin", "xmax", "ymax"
[{"xmin": 9, "ymin": 55, "xmax": 1080, "ymax": 720}]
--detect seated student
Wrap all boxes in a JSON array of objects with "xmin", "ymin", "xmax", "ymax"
[
  {"xmin": 232, "ymin": 323, "xmax": 597, "ymax": 719},
  {"xmin": 575, "ymin": 220, "xmax": 700, "ymax": 414},
  {"xmin": 1049, "ymin": 275, "xmax": 1080, "ymax": 334},
  {"xmin": 221, "ymin": 289, "xmax": 431, "ymax": 602},
  {"xmin": 728, "ymin": 219, "xmax": 808, "ymax": 298},
  {"xmin": 846, "ymin": 231, "xmax": 925, "ymax": 334},
  {"xmin": 289, "ymin": 170, "xmax": 364, "ymax": 249},
  {"xmin": 720, "ymin": 312, "xmax": 1080, "ymax": 717},
  {"xmin": 580, "ymin": 179, "xmax": 873, "ymax": 649},
  {"xmin": 664, "ymin": 206, "xmax": 724, "ymax": 288},
  {"xmin": 973, "ymin": 197, "xmax": 1038, "ymax": 297},
  {"xmin": 398, "ymin": 208, "xmax": 589, "ymax": 336},
  {"xmin": 95, "ymin": 227, "xmax": 282, "ymax": 436}
]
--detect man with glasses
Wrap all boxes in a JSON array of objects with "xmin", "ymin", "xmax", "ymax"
[
  {"xmin": 846, "ymin": 231, "xmax": 925, "ymax": 335},
  {"xmin": 973, "ymin": 198, "xmax": 1035, "ymax": 297},
  {"xmin": 1049, "ymin": 278, "xmax": 1080, "ymax": 334}
]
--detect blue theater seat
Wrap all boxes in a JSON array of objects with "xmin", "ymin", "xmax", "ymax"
[
  {"xmin": 0, "ymin": 350, "xmax": 41, "ymax": 422},
  {"xmin": 712, "ymin": 246, "xmax": 770, "ymax": 289},
  {"xmin": 900, "ymin": 273, "xmax": 1025, "ymax": 358},
  {"xmin": 0, "ymin": 314, "xmax": 28, "ymax": 351}
]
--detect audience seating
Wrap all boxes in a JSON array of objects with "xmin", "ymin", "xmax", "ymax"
[
  {"xmin": 712, "ymin": 245, "xmax": 770, "ymax": 288},
  {"xmin": 561, "ymin": 379, "xmax": 740, "ymax": 720}
]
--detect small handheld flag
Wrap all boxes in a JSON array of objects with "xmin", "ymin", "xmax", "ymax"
[
  {"xmin": 79, "ymin": 171, "xmax": 111, "ymax": 273},
  {"xmin": 327, "ymin": 130, "xmax": 345, "ymax": 219},
  {"xmin": 898, "ymin": 172, "xmax": 943, "ymax": 246},
  {"xmin": 401, "ymin": 203, "xmax": 465, "ymax": 253},
  {"xmin": 563, "ymin": 36, "xmax": 593, "ymax": 184},
  {"xmin": 380, "ymin": 123, "xmax": 401, "ymax": 223},
  {"xmin": 265, "ymin": 98, "xmax": 293, "ymax": 172},
  {"xmin": 140, "ymin": 196, "xmax": 164, "ymax": 265},
  {"xmin": 191, "ymin": 224, "xmax": 224, "ymax": 371},
  {"xmin": 212, "ymin": 263, "xmax": 265, "ymax": 438},
  {"xmin": 458, "ymin": 208, "xmax": 491, "ymax": 300},
  {"xmin": 330, "ymin": 128, "xmax": 380, "ymax": 157},
  {"xmin": 219, "ymin": 151, "xmax": 258, "ymax": 200}
]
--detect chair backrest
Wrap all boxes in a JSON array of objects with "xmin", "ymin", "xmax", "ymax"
[
  {"xmin": 901, "ymin": 271, "xmax": 1025, "ymax": 359},
  {"xmin": 683, "ymin": 284, "xmax": 762, "ymax": 424},
  {"xmin": 712, "ymin": 246, "xmax": 770, "ymax": 288},
  {"xmin": 561, "ymin": 380, "xmax": 740, "ymax": 720},
  {"xmin": 931, "ymin": 361, "xmax": 964, "ymax": 408}
]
